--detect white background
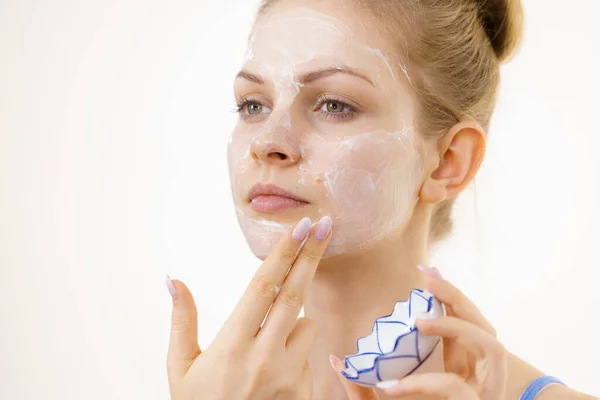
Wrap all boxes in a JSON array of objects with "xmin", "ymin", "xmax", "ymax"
[{"xmin": 1, "ymin": 0, "xmax": 599, "ymax": 398}]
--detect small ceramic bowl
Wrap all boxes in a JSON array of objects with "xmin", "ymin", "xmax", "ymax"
[{"xmin": 341, "ymin": 289, "xmax": 444, "ymax": 387}]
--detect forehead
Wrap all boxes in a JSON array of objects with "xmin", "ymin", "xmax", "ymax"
[
  {"xmin": 256, "ymin": 0, "xmax": 378, "ymax": 41},
  {"xmin": 244, "ymin": 2, "xmax": 398, "ymax": 85}
]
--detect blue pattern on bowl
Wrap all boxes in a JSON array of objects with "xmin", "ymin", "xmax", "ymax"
[{"xmin": 341, "ymin": 289, "xmax": 444, "ymax": 387}]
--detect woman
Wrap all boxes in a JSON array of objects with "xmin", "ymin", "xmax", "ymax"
[{"xmin": 165, "ymin": 0, "xmax": 596, "ymax": 399}]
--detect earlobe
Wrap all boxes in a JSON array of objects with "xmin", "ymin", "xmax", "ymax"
[{"xmin": 419, "ymin": 121, "xmax": 486, "ymax": 204}]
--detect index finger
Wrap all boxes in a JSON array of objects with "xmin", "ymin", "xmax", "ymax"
[
  {"xmin": 225, "ymin": 217, "xmax": 312, "ymax": 338},
  {"xmin": 259, "ymin": 216, "xmax": 332, "ymax": 340}
]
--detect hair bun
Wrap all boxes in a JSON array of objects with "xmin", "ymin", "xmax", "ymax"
[{"xmin": 476, "ymin": 0, "xmax": 524, "ymax": 62}]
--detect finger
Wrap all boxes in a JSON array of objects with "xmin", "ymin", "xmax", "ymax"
[
  {"xmin": 329, "ymin": 354, "xmax": 380, "ymax": 400},
  {"xmin": 416, "ymin": 316, "xmax": 507, "ymax": 395},
  {"xmin": 442, "ymin": 338, "xmax": 471, "ymax": 378},
  {"xmin": 228, "ymin": 217, "xmax": 312, "ymax": 338},
  {"xmin": 380, "ymin": 373, "xmax": 478, "ymax": 399},
  {"xmin": 421, "ymin": 267, "xmax": 496, "ymax": 336},
  {"xmin": 416, "ymin": 316, "xmax": 500, "ymax": 359},
  {"xmin": 259, "ymin": 216, "xmax": 332, "ymax": 340},
  {"xmin": 167, "ymin": 277, "xmax": 201, "ymax": 382},
  {"xmin": 285, "ymin": 317, "xmax": 317, "ymax": 358},
  {"xmin": 298, "ymin": 363, "xmax": 313, "ymax": 399}
]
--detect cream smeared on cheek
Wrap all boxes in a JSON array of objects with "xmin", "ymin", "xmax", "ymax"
[
  {"xmin": 305, "ymin": 128, "xmax": 420, "ymax": 255},
  {"xmin": 228, "ymin": 8, "xmax": 422, "ymax": 258}
]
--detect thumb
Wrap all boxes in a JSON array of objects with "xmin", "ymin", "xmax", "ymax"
[
  {"xmin": 166, "ymin": 275, "xmax": 201, "ymax": 381},
  {"xmin": 329, "ymin": 354, "xmax": 380, "ymax": 400}
]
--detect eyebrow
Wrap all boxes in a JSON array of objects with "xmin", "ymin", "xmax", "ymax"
[{"xmin": 235, "ymin": 67, "xmax": 375, "ymax": 86}]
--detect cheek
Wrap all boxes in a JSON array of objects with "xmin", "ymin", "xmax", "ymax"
[
  {"xmin": 227, "ymin": 131, "xmax": 253, "ymax": 194},
  {"xmin": 228, "ymin": 129, "xmax": 290, "ymax": 258},
  {"xmin": 234, "ymin": 211, "xmax": 288, "ymax": 258},
  {"xmin": 228, "ymin": 130, "xmax": 253, "ymax": 166},
  {"xmin": 309, "ymin": 131, "xmax": 421, "ymax": 252},
  {"xmin": 227, "ymin": 127, "xmax": 422, "ymax": 258}
]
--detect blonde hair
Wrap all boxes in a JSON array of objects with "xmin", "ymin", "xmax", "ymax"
[{"xmin": 255, "ymin": 0, "xmax": 524, "ymax": 244}]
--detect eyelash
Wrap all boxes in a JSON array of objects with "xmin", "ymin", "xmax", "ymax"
[
  {"xmin": 233, "ymin": 96, "xmax": 259, "ymax": 120},
  {"xmin": 316, "ymin": 95, "xmax": 356, "ymax": 121},
  {"xmin": 233, "ymin": 95, "xmax": 356, "ymax": 122}
]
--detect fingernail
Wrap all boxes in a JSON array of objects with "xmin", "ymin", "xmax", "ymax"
[
  {"xmin": 166, "ymin": 274, "xmax": 178, "ymax": 300},
  {"xmin": 415, "ymin": 312, "xmax": 438, "ymax": 321},
  {"xmin": 314, "ymin": 216, "xmax": 332, "ymax": 241},
  {"xmin": 376, "ymin": 380, "xmax": 400, "ymax": 389},
  {"xmin": 418, "ymin": 264, "xmax": 443, "ymax": 280},
  {"xmin": 292, "ymin": 217, "xmax": 311, "ymax": 241},
  {"xmin": 329, "ymin": 354, "xmax": 343, "ymax": 371}
]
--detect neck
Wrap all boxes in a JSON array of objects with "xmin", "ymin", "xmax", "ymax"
[{"xmin": 305, "ymin": 209, "xmax": 442, "ymax": 400}]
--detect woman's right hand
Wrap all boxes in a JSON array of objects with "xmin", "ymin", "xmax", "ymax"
[{"xmin": 166, "ymin": 216, "xmax": 332, "ymax": 400}]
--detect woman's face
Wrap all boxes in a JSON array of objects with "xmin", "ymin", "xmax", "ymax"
[{"xmin": 228, "ymin": 0, "xmax": 424, "ymax": 258}]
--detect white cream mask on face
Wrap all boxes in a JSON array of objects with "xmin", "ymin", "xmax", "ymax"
[{"xmin": 228, "ymin": 7, "xmax": 423, "ymax": 258}]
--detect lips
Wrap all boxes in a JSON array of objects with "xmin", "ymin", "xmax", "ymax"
[{"xmin": 248, "ymin": 183, "xmax": 309, "ymax": 213}]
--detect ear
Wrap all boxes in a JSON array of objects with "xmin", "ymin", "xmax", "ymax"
[{"xmin": 419, "ymin": 120, "xmax": 486, "ymax": 204}]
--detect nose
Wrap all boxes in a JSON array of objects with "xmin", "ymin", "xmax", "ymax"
[{"xmin": 250, "ymin": 133, "xmax": 301, "ymax": 167}]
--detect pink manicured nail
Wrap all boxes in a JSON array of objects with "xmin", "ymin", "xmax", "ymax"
[
  {"xmin": 329, "ymin": 354, "xmax": 340, "ymax": 371},
  {"xmin": 415, "ymin": 312, "xmax": 438, "ymax": 321},
  {"xmin": 166, "ymin": 274, "xmax": 178, "ymax": 300},
  {"xmin": 292, "ymin": 217, "xmax": 311, "ymax": 241},
  {"xmin": 418, "ymin": 264, "xmax": 443, "ymax": 279},
  {"xmin": 376, "ymin": 380, "xmax": 400, "ymax": 389},
  {"xmin": 314, "ymin": 216, "xmax": 332, "ymax": 241},
  {"xmin": 329, "ymin": 354, "xmax": 343, "ymax": 371}
]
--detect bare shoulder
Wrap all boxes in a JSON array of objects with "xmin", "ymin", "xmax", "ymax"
[{"xmin": 538, "ymin": 384, "xmax": 599, "ymax": 400}]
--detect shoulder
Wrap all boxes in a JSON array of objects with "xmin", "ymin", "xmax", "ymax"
[{"xmin": 537, "ymin": 384, "xmax": 599, "ymax": 400}]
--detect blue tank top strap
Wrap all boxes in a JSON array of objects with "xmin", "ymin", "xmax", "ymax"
[{"xmin": 519, "ymin": 376, "xmax": 565, "ymax": 400}]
